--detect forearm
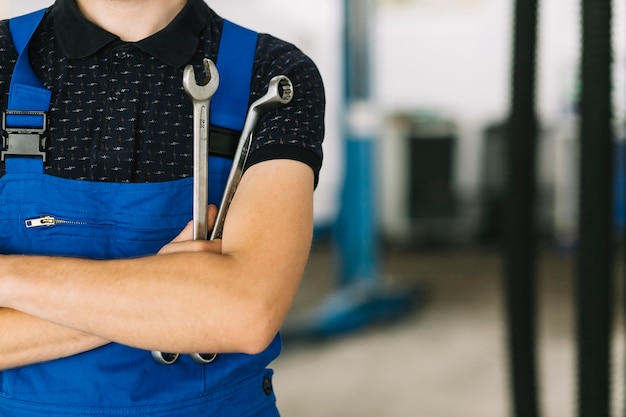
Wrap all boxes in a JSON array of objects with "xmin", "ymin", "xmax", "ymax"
[
  {"xmin": 0, "ymin": 161, "xmax": 314, "ymax": 356},
  {"xmin": 1, "ymin": 252, "xmax": 261, "ymax": 354},
  {"xmin": 0, "ymin": 308, "xmax": 108, "ymax": 371}
]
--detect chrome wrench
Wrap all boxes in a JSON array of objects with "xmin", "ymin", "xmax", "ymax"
[
  {"xmin": 185, "ymin": 58, "xmax": 220, "ymax": 241},
  {"xmin": 210, "ymin": 75, "xmax": 294, "ymax": 240},
  {"xmin": 151, "ymin": 75, "xmax": 294, "ymax": 365},
  {"xmin": 186, "ymin": 76, "xmax": 293, "ymax": 365},
  {"xmin": 152, "ymin": 58, "xmax": 219, "ymax": 366}
]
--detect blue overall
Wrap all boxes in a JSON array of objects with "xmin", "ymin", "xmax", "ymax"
[{"xmin": 0, "ymin": 9, "xmax": 281, "ymax": 417}]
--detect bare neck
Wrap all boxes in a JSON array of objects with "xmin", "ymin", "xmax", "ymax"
[{"xmin": 75, "ymin": 0, "xmax": 188, "ymax": 42}]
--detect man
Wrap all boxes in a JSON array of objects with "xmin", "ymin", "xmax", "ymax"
[{"xmin": 0, "ymin": 0, "xmax": 325, "ymax": 416}]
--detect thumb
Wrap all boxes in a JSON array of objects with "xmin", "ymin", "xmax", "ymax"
[
  {"xmin": 207, "ymin": 204, "xmax": 219, "ymax": 232},
  {"xmin": 170, "ymin": 220, "xmax": 194, "ymax": 243},
  {"xmin": 171, "ymin": 205, "xmax": 218, "ymax": 243}
]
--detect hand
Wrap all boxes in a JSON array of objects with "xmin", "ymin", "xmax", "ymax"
[{"xmin": 157, "ymin": 205, "xmax": 222, "ymax": 255}]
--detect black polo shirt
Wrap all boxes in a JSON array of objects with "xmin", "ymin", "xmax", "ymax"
[{"xmin": 0, "ymin": 0, "xmax": 325, "ymax": 184}]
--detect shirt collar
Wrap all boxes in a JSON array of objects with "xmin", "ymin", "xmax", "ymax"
[{"xmin": 52, "ymin": 0, "xmax": 209, "ymax": 68}]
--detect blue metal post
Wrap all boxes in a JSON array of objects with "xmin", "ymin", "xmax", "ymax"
[
  {"xmin": 292, "ymin": 0, "xmax": 416, "ymax": 339},
  {"xmin": 281, "ymin": 0, "xmax": 417, "ymax": 340},
  {"xmin": 336, "ymin": 0, "xmax": 379, "ymax": 287}
]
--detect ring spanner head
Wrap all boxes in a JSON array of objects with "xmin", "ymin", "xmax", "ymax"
[
  {"xmin": 237, "ymin": 76, "xmax": 294, "ymax": 141},
  {"xmin": 251, "ymin": 75, "xmax": 294, "ymax": 110}
]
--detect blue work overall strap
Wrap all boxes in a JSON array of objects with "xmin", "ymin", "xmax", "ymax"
[
  {"xmin": 6, "ymin": 9, "xmax": 50, "ymax": 129},
  {"xmin": 206, "ymin": 20, "xmax": 257, "ymax": 201},
  {"xmin": 211, "ymin": 20, "xmax": 257, "ymax": 131}
]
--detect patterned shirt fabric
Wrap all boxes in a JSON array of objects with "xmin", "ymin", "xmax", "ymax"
[{"xmin": 0, "ymin": 0, "xmax": 325, "ymax": 184}]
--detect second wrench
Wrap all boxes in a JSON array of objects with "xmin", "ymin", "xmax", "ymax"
[
  {"xmin": 210, "ymin": 75, "xmax": 294, "ymax": 240},
  {"xmin": 190, "ymin": 76, "xmax": 293, "ymax": 365}
]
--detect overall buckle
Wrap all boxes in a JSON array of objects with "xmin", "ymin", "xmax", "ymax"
[{"xmin": 1, "ymin": 110, "xmax": 47, "ymax": 161}]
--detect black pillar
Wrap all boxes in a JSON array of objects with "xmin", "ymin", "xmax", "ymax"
[
  {"xmin": 576, "ymin": 1, "xmax": 613, "ymax": 416},
  {"xmin": 503, "ymin": 0, "xmax": 540, "ymax": 415}
]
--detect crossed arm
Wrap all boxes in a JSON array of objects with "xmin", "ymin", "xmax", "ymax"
[{"xmin": 0, "ymin": 159, "xmax": 314, "ymax": 370}]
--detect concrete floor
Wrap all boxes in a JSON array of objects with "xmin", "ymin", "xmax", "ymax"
[{"xmin": 271, "ymin": 242, "xmax": 625, "ymax": 417}]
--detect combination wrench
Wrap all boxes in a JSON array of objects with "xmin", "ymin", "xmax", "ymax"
[
  {"xmin": 151, "ymin": 75, "xmax": 294, "ymax": 365},
  {"xmin": 185, "ymin": 58, "xmax": 220, "ymax": 241},
  {"xmin": 190, "ymin": 76, "xmax": 293, "ymax": 365},
  {"xmin": 210, "ymin": 75, "xmax": 294, "ymax": 240},
  {"xmin": 152, "ymin": 58, "xmax": 219, "ymax": 366}
]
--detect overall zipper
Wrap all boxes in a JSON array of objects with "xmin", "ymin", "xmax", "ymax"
[{"xmin": 25, "ymin": 216, "xmax": 88, "ymax": 228}]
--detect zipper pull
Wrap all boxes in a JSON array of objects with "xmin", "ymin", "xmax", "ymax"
[
  {"xmin": 25, "ymin": 216, "xmax": 58, "ymax": 228},
  {"xmin": 25, "ymin": 216, "xmax": 86, "ymax": 228}
]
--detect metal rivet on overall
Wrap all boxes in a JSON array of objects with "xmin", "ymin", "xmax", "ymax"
[{"xmin": 262, "ymin": 376, "xmax": 273, "ymax": 395}]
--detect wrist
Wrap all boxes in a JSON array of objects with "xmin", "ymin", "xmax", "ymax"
[{"xmin": 0, "ymin": 255, "xmax": 24, "ymax": 309}]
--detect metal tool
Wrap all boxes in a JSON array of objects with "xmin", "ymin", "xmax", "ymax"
[
  {"xmin": 185, "ymin": 58, "xmax": 220, "ymax": 241},
  {"xmin": 184, "ymin": 76, "xmax": 293, "ymax": 365},
  {"xmin": 187, "ymin": 76, "xmax": 293, "ymax": 365},
  {"xmin": 151, "ymin": 75, "xmax": 293, "ymax": 365},
  {"xmin": 210, "ymin": 75, "xmax": 294, "ymax": 240},
  {"xmin": 152, "ymin": 58, "xmax": 219, "ymax": 366}
]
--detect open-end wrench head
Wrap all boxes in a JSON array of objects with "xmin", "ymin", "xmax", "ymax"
[{"xmin": 183, "ymin": 58, "xmax": 219, "ymax": 101}]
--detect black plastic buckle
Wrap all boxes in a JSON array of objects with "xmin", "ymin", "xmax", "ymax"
[{"xmin": 1, "ymin": 110, "xmax": 48, "ymax": 162}]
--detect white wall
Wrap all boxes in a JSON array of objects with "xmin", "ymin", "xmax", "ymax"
[
  {"xmin": 1, "ymin": 0, "xmax": 53, "ymax": 17},
  {"xmin": 375, "ymin": 0, "xmax": 513, "ymax": 239}
]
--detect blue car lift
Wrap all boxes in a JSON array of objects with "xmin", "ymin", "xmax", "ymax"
[{"xmin": 283, "ymin": 0, "xmax": 417, "ymax": 339}]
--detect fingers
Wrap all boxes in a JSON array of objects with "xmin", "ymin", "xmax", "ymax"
[
  {"xmin": 157, "ymin": 238, "xmax": 222, "ymax": 256},
  {"xmin": 207, "ymin": 204, "xmax": 218, "ymax": 232},
  {"xmin": 170, "ymin": 220, "xmax": 194, "ymax": 244},
  {"xmin": 168, "ymin": 204, "xmax": 218, "ymax": 244},
  {"xmin": 157, "ymin": 205, "xmax": 221, "ymax": 255}
]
